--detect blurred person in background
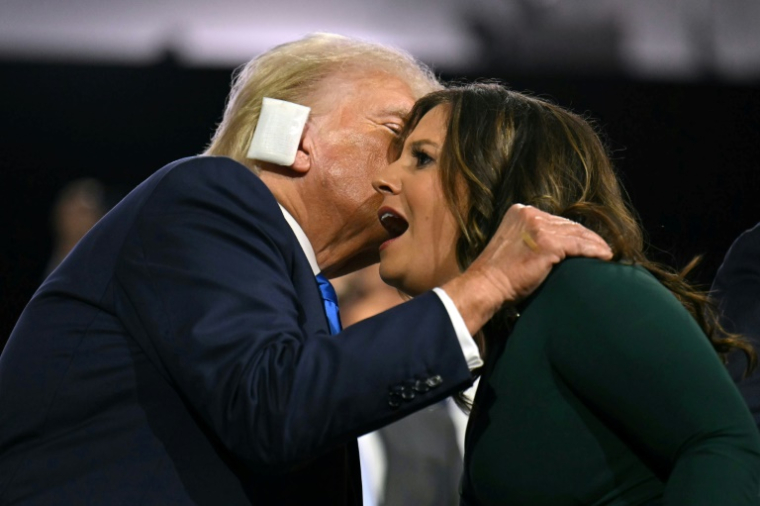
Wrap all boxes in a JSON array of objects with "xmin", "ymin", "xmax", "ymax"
[
  {"xmin": 335, "ymin": 265, "xmax": 464, "ymax": 506},
  {"xmin": 373, "ymin": 83, "xmax": 760, "ymax": 505},
  {"xmin": 0, "ymin": 34, "xmax": 611, "ymax": 506},
  {"xmin": 712, "ymin": 221, "xmax": 760, "ymax": 428},
  {"xmin": 45, "ymin": 178, "xmax": 108, "ymax": 276},
  {"xmin": 0, "ymin": 178, "xmax": 107, "ymax": 354}
]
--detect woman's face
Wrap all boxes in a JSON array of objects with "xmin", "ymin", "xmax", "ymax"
[{"xmin": 372, "ymin": 105, "xmax": 462, "ymax": 296}]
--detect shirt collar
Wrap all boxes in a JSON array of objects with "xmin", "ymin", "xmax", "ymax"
[{"xmin": 278, "ymin": 204, "xmax": 320, "ymax": 275}]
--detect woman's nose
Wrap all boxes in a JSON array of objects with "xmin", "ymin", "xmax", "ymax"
[{"xmin": 372, "ymin": 162, "xmax": 401, "ymax": 195}]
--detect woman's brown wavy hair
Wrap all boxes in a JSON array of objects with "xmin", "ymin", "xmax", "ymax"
[{"xmin": 396, "ymin": 83, "xmax": 755, "ymax": 406}]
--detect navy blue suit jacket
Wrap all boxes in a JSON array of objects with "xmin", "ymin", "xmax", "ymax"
[
  {"xmin": 712, "ymin": 221, "xmax": 760, "ymax": 428},
  {"xmin": 0, "ymin": 156, "xmax": 472, "ymax": 505}
]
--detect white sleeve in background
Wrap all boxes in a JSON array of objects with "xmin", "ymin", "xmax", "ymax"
[{"xmin": 432, "ymin": 287, "xmax": 484, "ymax": 370}]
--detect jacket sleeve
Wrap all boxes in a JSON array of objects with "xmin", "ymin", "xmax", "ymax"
[
  {"xmin": 113, "ymin": 157, "xmax": 472, "ymax": 470},
  {"xmin": 547, "ymin": 261, "xmax": 760, "ymax": 505}
]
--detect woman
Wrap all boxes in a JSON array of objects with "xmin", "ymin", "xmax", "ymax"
[{"xmin": 372, "ymin": 83, "xmax": 760, "ymax": 505}]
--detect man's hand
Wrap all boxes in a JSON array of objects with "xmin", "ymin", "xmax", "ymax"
[{"xmin": 442, "ymin": 204, "xmax": 613, "ymax": 335}]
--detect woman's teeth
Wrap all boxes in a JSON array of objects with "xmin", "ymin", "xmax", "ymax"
[{"xmin": 380, "ymin": 212, "xmax": 409, "ymax": 238}]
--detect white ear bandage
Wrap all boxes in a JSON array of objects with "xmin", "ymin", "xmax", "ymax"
[{"xmin": 246, "ymin": 98, "xmax": 311, "ymax": 166}]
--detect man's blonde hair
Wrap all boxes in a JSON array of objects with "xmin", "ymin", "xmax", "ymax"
[{"xmin": 204, "ymin": 33, "xmax": 442, "ymax": 171}]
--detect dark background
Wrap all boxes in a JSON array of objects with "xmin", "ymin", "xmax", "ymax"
[{"xmin": 2, "ymin": 58, "xmax": 759, "ymax": 349}]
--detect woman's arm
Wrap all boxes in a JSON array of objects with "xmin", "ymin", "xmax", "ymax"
[{"xmin": 547, "ymin": 259, "xmax": 760, "ymax": 505}]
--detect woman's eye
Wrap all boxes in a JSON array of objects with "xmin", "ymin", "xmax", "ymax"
[{"xmin": 411, "ymin": 148, "xmax": 434, "ymax": 168}]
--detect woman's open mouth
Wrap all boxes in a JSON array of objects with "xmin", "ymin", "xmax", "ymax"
[{"xmin": 378, "ymin": 207, "xmax": 409, "ymax": 249}]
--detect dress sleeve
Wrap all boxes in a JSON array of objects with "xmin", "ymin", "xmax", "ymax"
[{"xmin": 546, "ymin": 260, "xmax": 760, "ymax": 505}]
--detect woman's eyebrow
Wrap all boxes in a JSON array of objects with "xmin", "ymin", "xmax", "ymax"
[{"xmin": 408, "ymin": 139, "xmax": 440, "ymax": 151}]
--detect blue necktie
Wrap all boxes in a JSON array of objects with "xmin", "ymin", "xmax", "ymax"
[{"xmin": 316, "ymin": 273, "xmax": 342, "ymax": 335}]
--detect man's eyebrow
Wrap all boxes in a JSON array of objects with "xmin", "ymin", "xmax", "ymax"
[{"xmin": 378, "ymin": 108, "xmax": 410, "ymax": 120}]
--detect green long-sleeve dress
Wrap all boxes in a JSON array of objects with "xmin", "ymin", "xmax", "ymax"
[{"xmin": 461, "ymin": 258, "xmax": 760, "ymax": 505}]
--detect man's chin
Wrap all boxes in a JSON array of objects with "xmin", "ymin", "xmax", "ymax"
[{"xmin": 323, "ymin": 248, "xmax": 381, "ymax": 279}]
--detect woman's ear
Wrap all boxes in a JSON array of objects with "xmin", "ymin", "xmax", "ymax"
[{"xmin": 291, "ymin": 123, "xmax": 312, "ymax": 174}]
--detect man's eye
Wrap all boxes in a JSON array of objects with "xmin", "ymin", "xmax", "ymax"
[
  {"xmin": 411, "ymin": 148, "xmax": 433, "ymax": 168},
  {"xmin": 385, "ymin": 123, "xmax": 403, "ymax": 136}
]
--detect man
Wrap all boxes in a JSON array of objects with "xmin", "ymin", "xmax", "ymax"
[
  {"xmin": 711, "ymin": 221, "xmax": 760, "ymax": 428},
  {"xmin": 0, "ymin": 34, "xmax": 611, "ymax": 505}
]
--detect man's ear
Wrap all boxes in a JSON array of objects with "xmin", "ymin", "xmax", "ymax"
[{"xmin": 291, "ymin": 123, "xmax": 312, "ymax": 174}]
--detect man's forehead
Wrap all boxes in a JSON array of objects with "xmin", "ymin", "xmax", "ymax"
[
  {"xmin": 358, "ymin": 82, "xmax": 416, "ymax": 122},
  {"xmin": 313, "ymin": 69, "xmax": 416, "ymax": 112}
]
